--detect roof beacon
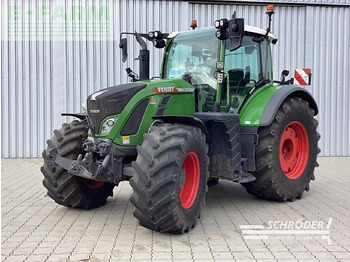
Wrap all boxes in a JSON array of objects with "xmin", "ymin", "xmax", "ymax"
[
  {"xmin": 190, "ymin": 19, "xmax": 198, "ymax": 30},
  {"xmin": 266, "ymin": 5, "xmax": 275, "ymax": 35}
]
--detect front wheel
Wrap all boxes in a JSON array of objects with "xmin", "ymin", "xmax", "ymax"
[
  {"xmin": 41, "ymin": 120, "xmax": 115, "ymax": 209},
  {"xmin": 130, "ymin": 124, "xmax": 209, "ymax": 233},
  {"xmin": 243, "ymin": 97, "xmax": 320, "ymax": 201}
]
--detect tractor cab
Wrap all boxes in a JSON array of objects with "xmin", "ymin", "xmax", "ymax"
[{"xmin": 162, "ymin": 24, "xmax": 276, "ymax": 113}]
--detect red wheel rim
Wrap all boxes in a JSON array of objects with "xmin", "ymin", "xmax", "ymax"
[
  {"xmin": 279, "ymin": 121, "xmax": 309, "ymax": 180},
  {"xmin": 179, "ymin": 152, "xmax": 200, "ymax": 209},
  {"xmin": 85, "ymin": 180, "xmax": 104, "ymax": 189}
]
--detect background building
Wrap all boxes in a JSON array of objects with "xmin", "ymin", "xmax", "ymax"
[{"xmin": 1, "ymin": 0, "xmax": 349, "ymax": 157}]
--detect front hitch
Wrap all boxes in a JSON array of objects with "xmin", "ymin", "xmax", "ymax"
[{"xmin": 48, "ymin": 148, "xmax": 113, "ymax": 182}]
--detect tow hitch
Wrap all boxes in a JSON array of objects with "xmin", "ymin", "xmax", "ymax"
[{"xmin": 49, "ymin": 148, "xmax": 114, "ymax": 182}]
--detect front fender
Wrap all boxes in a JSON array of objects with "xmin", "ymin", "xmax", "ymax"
[{"xmin": 152, "ymin": 115, "xmax": 209, "ymax": 143}]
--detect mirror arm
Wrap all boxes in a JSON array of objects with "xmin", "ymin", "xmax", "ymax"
[{"xmin": 126, "ymin": 67, "xmax": 139, "ymax": 82}]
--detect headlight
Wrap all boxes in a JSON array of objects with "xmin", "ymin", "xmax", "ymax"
[
  {"xmin": 101, "ymin": 117, "xmax": 118, "ymax": 135},
  {"xmin": 215, "ymin": 18, "xmax": 228, "ymax": 29},
  {"xmin": 154, "ymin": 31, "xmax": 162, "ymax": 39},
  {"xmin": 215, "ymin": 29, "xmax": 228, "ymax": 40},
  {"xmin": 220, "ymin": 19, "xmax": 228, "ymax": 29}
]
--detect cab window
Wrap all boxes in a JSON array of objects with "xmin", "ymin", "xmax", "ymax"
[
  {"xmin": 224, "ymin": 35, "xmax": 272, "ymax": 96},
  {"xmin": 260, "ymin": 39, "xmax": 272, "ymax": 79},
  {"xmin": 225, "ymin": 36, "xmax": 260, "ymax": 83},
  {"xmin": 164, "ymin": 28, "xmax": 219, "ymax": 90}
]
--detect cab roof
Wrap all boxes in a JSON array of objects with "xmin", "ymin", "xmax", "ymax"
[
  {"xmin": 168, "ymin": 25, "xmax": 277, "ymax": 42},
  {"xmin": 245, "ymin": 25, "xmax": 277, "ymax": 42}
]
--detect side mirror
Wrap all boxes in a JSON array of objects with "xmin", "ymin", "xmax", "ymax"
[
  {"xmin": 228, "ymin": 14, "xmax": 244, "ymax": 51},
  {"xmin": 119, "ymin": 38, "xmax": 128, "ymax": 63},
  {"xmin": 280, "ymin": 69, "xmax": 289, "ymax": 83}
]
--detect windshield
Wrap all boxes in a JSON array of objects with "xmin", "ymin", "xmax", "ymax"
[{"xmin": 164, "ymin": 28, "xmax": 219, "ymax": 89}]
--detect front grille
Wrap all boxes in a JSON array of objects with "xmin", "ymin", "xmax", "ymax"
[
  {"xmin": 87, "ymin": 100, "xmax": 101, "ymax": 132},
  {"xmin": 87, "ymin": 83, "xmax": 146, "ymax": 133}
]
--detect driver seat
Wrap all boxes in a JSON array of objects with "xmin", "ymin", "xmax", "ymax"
[
  {"xmin": 228, "ymin": 68, "xmax": 251, "ymax": 95},
  {"xmin": 228, "ymin": 69, "xmax": 244, "ymax": 89}
]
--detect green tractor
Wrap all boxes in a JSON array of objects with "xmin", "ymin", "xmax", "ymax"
[{"xmin": 42, "ymin": 7, "xmax": 319, "ymax": 233}]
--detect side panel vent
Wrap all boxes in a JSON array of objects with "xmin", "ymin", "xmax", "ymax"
[
  {"xmin": 120, "ymin": 100, "xmax": 149, "ymax": 135},
  {"xmin": 159, "ymin": 96, "xmax": 171, "ymax": 106}
]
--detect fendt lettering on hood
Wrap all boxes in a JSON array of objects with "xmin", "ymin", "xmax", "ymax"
[{"xmin": 151, "ymin": 87, "xmax": 194, "ymax": 94}]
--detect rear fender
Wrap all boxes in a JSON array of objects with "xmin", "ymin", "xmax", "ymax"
[
  {"xmin": 239, "ymin": 85, "xmax": 318, "ymax": 172},
  {"xmin": 259, "ymin": 86, "xmax": 318, "ymax": 126},
  {"xmin": 239, "ymin": 85, "xmax": 318, "ymax": 127}
]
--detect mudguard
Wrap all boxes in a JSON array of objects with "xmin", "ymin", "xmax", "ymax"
[
  {"xmin": 259, "ymin": 85, "xmax": 318, "ymax": 126},
  {"xmin": 152, "ymin": 115, "xmax": 209, "ymax": 143},
  {"xmin": 239, "ymin": 84, "xmax": 318, "ymax": 127},
  {"xmin": 239, "ymin": 85, "xmax": 318, "ymax": 172},
  {"xmin": 61, "ymin": 113, "xmax": 87, "ymax": 120}
]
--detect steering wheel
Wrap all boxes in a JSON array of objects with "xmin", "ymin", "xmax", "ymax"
[{"xmin": 182, "ymin": 72, "xmax": 216, "ymax": 94}]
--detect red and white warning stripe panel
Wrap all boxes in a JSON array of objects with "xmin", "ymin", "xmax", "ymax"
[{"xmin": 294, "ymin": 68, "xmax": 311, "ymax": 85}]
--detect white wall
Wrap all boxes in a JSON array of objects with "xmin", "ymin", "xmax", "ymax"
[{"xmin": 1, "ymin": 0, "xmax": 350, "ymax": 157}]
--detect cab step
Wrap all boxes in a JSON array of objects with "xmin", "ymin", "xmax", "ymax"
[{"xmin": 238, "ymin": 172, "xmax": 256, "ymax": 183}]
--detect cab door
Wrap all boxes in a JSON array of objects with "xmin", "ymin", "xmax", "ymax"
[{"xmin": 223, "ymin": 35, "xmax": 272, "ymax": 111}]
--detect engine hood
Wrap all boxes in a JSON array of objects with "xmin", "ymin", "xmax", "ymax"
[{"xmin": 87, "ymin": 82, "xmax": 147, "ymax": 133}]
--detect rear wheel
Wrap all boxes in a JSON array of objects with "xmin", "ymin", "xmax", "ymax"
[
  {"xmin": 41, "ymin": 120, "xmax": 115, "ymax": 209},
  {"xmin": 243, "ymin": 97, "xmax": 320, "ymax": 201},
  {"xmin": 130, "ymin": 124, "xmax": 209, "ymax": 233}
]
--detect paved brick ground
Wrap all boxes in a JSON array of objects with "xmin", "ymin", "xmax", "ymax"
[{"xmin": 1, "ymin": 157, "xmax": 350, "ymax": 262}]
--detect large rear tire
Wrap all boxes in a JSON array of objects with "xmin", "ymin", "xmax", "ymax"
[
  {"xmin": 243, "ymin": 97, "xmax": 320, "ymax": 201},
  {"xmin": 130, "ymin": 124, "xmax": 209, "ymax": 233},
  {"xmin": 41, "ymin": 120, "xmax": 115, "ymax": 209}
]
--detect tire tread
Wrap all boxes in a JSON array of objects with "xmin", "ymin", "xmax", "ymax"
[
  {"xmin": 243, "ymin": 97, "xmax": 319, "ymax": 201},
  {"xmin": 41, "ymin": 120, "xmax": 115, "ymax": 209},
  {"xmin": 130, "ymin": 123, "xmax": 209, "ymax": 233}
]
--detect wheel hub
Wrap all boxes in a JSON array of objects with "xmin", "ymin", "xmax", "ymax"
[
  {"xmin": 279, "ymin": 121, "xmax": 309, "ymax": 180},
  {"xmin": 179, "ymin": 152, "xmax": 200, "ymax": 209},
  {"xmin": 85, "ymin": 180, "xmax": 104, "ymax": 189}
]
